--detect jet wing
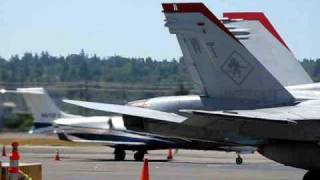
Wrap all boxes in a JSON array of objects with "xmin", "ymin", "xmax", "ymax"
[
  {"xmin": 63, "ymin": 99, "xmax": 187, "ymax": 123},
  {"xmin": 181, "ymin": 109, "xmax": 298, "ymax": 126}
]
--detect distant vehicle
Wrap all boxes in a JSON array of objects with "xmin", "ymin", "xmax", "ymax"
[
  {"xmin": 1, "ymin": 87, "xmax": 255, "ymax": 162},
  {"xmin": 63, "ymin": 3, "xmax": 320, "ymax": 179}
]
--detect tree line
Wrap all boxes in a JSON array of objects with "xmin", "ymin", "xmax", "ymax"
[
  {"xmin": 0, "ymin": 50, "xmax": 319, "ymax": 85},
  {"xmin": 0, "ymin": 50, "xmax": 189, "ymax": 84}
]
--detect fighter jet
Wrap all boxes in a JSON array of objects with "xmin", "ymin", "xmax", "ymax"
[{"xmin": 63, "ymin": 3, "xmax": 320, "ymax": 179}]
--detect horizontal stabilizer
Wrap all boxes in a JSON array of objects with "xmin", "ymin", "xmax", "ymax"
[
  {"xmin": 181, "ymin": 109, "xmax": 298, "ymax": 125},
  {"xmin": 63, "ymin": 99, "xmax": 187, "ymax": 123},
  {"xmin": 223, "ymin": 12, "xmax": 313, "ymax": 86}
]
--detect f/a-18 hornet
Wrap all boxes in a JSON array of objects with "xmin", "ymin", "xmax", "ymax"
[{"xmin": 64, "ymin": 3, "xmax": 320, "ymax": 179}]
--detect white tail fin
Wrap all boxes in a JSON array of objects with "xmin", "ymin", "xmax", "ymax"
[
  {"xmin": 2, "ymin": 87, "xmax": 78, "ymax": 133},
  {"xmin": 17, "ymin": 88, "xmax": 63, "ymax": 123},
  {"xmin": 222, "ymin": 12, "xmax": 313, "ymax": 86},
  {"xmin": 163, "ymin": 3, "xmax": 294, "ymax": 107}
]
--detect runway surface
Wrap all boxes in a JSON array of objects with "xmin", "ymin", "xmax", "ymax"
[{"xmin": 0, "ymin": 145, "xmax": 306, "ymax": 180}]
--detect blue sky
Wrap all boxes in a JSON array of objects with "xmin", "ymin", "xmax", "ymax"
[{"xmin": 0, "ymin": 0, "xmax": 319, "ymax": 60}]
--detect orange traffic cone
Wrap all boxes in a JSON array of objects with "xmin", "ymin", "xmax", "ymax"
[
  {"xmin": 140, "ymin": 158, "xmax": 149, "ymax": 180},
  {"xmin": 167, "ymin": 149, "xmax": 173, "ymax": 161},
  {"xmin": 2, "ymin": 145, "xmax": 6, "ymax": 156},
  {"xmin": 55, "ymin": 149, "xmax": 60, "ymax": 161},
  {"xmin": 9, "ymin": 142, "xmax": 20, "ymax": 180}
]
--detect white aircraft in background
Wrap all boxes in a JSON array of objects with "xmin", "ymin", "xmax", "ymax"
[
  {"xmin": 1, "ymin": 87, "xmax": 255, "ymax": 162},
  {"xmin": 62, "ymin": 3, "xmax": 320, "ymax": 179},
  {"xmin": 1, "ymin": 88, "xmax": 81, "ymax": 134}
]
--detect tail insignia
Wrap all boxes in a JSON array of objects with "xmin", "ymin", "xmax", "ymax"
[{"xmin": 221, "ymin": 51, "xmax": 254, "ymax": 85}]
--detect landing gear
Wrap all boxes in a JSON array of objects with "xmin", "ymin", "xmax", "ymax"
[
  {"xmin": 134, "ymin": 150, "xmax": 146, "ymax": 161},
  {"xmin": 114, "ymin": 148, "xmax": 126, "ymax": 161},
  {"xmin": 303, "ymin": 170, "xmax": 320, "ymax": 180},
  {"xmin": 236, "ymin": 153, "xmax": 243, "ymax": 165}
]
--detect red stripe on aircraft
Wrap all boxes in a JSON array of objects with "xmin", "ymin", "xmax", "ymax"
[
  {"xmin": 162, "ymin": 3, "xmax": 241, "ymax": 44},
  {"xmin": 223, "ymin": 12, "xmax": 290, "ymax": 51}
]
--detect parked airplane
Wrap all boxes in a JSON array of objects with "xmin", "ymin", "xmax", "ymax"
[
  {"xmin": 63, "ymin": 3, "xmax": 320, "ymax": 179},
  {"xmin": 1, "ymin": 87, "xmax": 255, "ymax": 162}
]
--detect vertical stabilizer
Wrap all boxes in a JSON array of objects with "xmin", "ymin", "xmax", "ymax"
[
  {"xmin": 163, "ymin": 3, "xmax": 294, "ymax": 108},
  {"xmin": 223, "ymin": 12, "xmax": 313, "ymax": 86},
  {"xmin": 16, "ymin": 88, "xmax": 63, "ymax": 124},
  {"xmin": 4, "ymin": 87, "xmax": 78, "ymax": 133}
]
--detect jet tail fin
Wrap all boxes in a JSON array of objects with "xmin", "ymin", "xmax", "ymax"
[
  {"xmin": 1, "ymin": 87, "xmax": 78, "ymax": 133},
  {"xmin": 163, "ymin": 3, "xmax": 294, "ymax": 108},
  {"xmin": 222, "ymin": 12, "xmax": 313, "ymax": 86}
]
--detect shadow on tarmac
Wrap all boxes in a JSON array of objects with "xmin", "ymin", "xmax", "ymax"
[{"xmin": 71, "ymin": 158, "xmax": 242, "ymax": 166}]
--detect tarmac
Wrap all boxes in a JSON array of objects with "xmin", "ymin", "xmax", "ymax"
[{"xmin": 0, "ymin": 145, "xmax": 307, "ymax": 180}]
